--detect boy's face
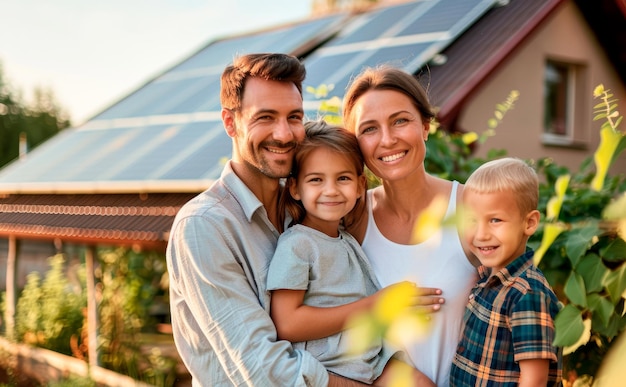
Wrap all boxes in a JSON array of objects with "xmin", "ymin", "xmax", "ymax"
[{"xmin": 462, "ymin": 189, "xmax": 539, "ymax": 274}]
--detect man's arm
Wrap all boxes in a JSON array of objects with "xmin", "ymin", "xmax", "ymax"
[{"xmin": 168, "ymin": 214, "xmax": 328, "ymax": 386}]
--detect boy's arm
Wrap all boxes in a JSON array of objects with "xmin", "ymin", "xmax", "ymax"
[
  {"xmin": 518, "ymin": 359, "xmax": 550, "ymax": 387},
  {"xmin": 270, "ymin": 288, "xmax": 376, "ymax": 342}
]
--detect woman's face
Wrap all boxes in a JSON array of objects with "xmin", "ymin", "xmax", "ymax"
[{"xmin": 349, "ymin": 89, "xmax": 430, "ymax": 182}]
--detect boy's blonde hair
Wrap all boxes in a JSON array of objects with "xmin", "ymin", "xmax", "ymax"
[{"xmin": 464, "ymin": 157, "xmax": 539, "ymax": 215}]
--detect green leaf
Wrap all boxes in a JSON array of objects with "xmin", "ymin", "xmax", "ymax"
[
  {"xmin": 565, "ymin": 224, "xmax": 601, "ymax": 266},
  {"xmin": 604, "ymin": 263, "xmax": 626, "ymax": 304},
  {"xmin": 587, "ymin": 293, "xmax": 614, "ymax": 328},
  {"xmin": 554, "ymin": 304, "xmax": 585, "ymax": 347},
  {"xmin": 601, "ymin": 237, "xmax": 626, "ymax": 262},
  {"xmin": 564, "ymin": 272, "xmax": 587, "ymax": 307},
  {"xmin": 576, "ymin": 253, "xmax": 609, "ymax": 293}
]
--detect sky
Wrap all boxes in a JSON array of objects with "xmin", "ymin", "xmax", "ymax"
[{"xmin": 0, "ymin": 0, "xmax": 312, "ymax": 125}]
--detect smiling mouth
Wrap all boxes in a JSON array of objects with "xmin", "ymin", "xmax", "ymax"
[
  {"xmin": 266, "ymin": 142, "xmax": 297, "ymax": 154},
  {"xmin": 267, "ymin": 147, "xmax": 291, "ymax": 154},
  {"xmin": 380, "ymin": 151, "xmax": 406, "ymax": 162}
]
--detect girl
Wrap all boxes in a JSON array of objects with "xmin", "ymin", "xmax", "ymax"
[{"xmin": 267, "ymin": 120, "xmax": 434, "ymax": 386}]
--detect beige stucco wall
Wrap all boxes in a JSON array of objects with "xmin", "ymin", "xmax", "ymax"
[{"xmin": 457, "ymin": 0, "xmax": 626, "ymax": 176}]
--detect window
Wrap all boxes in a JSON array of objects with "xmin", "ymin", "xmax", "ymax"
[{"xmin": 542, "ymin": 60, "xmax": 587, "ymax": 147}]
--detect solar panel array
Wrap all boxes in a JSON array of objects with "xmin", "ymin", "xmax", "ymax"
[{"xmin": 0, "ymin": 0, "xmax": 496, "ymax": 193}]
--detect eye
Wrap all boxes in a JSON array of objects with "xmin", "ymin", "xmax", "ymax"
[
  {"xmin": 393, "ymin": 117, "xmax": 408, "ymax": 125},
  {"xmin": 257, "ymin": 114, "xmax": 273, "ymax": 121},
  {"xmin": 289, "ymin": 113, "xmax": 304, "ymax": 122},
  {"xmin": 359, "ymin": 125, "xmax": 376, "ymax": 135},
  {"xmin": 489, "ymin": 218, "xmax": 502, "ymax": 224},
  {"xmin": 338, "ymin": 175, "xmax": 352, "ymax": 182},
  {"xmin": 306, "ymin": 177, "xmax": 322, "ymax": 183}
]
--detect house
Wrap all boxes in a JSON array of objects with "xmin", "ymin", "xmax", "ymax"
[{"xmin": 0, "ymin": 0, "xmax": 624, "ymax": 358}]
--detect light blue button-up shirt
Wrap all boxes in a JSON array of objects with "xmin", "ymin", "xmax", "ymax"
[{"xmin": 167, "ymin": 161, "xmax": 329, "ymax": 386}]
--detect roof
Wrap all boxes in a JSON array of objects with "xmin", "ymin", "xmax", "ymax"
[
  {"xmin": 0, "ymin": 193, "xmax": 197, "ymax": 249},
  {"xmin": 427, "ymin": 0, "xmax": 625, "ymax": 127},
  {"xmin": 425, "ymin": 0, "xmax": 564, "ymax": 125}
]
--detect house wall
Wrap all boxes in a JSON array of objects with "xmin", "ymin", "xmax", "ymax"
[
  {"xmin": 0, "ymin": 239, "xmax": 57, "ymax": 290},
  {"xmin": 457, "ymin": 0, "xmax": 626, "ymax": 176}
]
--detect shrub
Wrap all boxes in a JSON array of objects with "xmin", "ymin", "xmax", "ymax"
[{"xmin": 14, "ymin": 254, "xmax": 85, "ymax": 355}]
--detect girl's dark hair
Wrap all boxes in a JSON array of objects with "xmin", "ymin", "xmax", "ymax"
[
  {"xmin": 342, "ymin": 65, "xmax": 435, "ymax": 132},
  {"xmin": 279, "ymin": 120, "xmax": 364, "ymax": 230}
]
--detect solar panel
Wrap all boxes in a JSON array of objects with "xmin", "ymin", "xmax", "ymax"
[
  {"xmin": 0, "ymin": 1, "xmax": 497, "ymax": 192},
  {"xmin": 302, "ymin": 0, "xmax": 496, "ymax": 118},
  {"xmin": 93, "ymin": 14, "xmax": 346, "ymax": 122},
  {"xmin": 0, "ymin": 14, "xmax": 346, "ymax": 190}
]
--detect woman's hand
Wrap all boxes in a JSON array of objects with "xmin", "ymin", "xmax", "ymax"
[
  {"xmin": 376, "ymin": 281, "xmax": 444, "ymax": 314},
  {"xmin": 411, "ymin": 285, "xmax": 445, "ymax": 313}
]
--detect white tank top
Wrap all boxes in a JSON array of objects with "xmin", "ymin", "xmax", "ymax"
[{"xmin": 362, "ymin": 182, "xmax": 478, "ymax": 387}]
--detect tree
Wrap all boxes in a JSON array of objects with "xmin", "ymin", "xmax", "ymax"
[{"xmin": 0, "ymin": 62, "xmax": 71, "ymax": 168}]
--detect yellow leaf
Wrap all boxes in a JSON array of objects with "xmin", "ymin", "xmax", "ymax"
[
  {"xmin": 546, "ymin": 175, "xmax": 570, "ymax": 221},
  {"xmin": 373, "ymin": 282, "xmax": 419, "ymax": 326},
  {"xmin": 385, "ymin": 311, "xmax": 430, "ymax": 349},
  {"xmin": 345, "ymin": 312, "xmax": 380, "ymax": 355},
  {"xmin": 591, "ymin": 126, "xmax": 623, "ymax": 191},
  {"xmin": 411, "ymin": 195, "xmax": 448, "ymax": 243},
  {"xmin": 534, "ymin": 222, "xmax": 567, "ymax": 265},
  {"xmin": 462, "ymin": 132, "xmax": 478, "ymax": 145}
]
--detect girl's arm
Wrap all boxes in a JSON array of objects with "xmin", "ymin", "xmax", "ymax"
[
  {"xmin": 518, "ymin": 359, "xmax": 550, "ymax": 387},
  {"xmin": 270, "ymin": 288, "xmax": 376, "ymax": 342}
]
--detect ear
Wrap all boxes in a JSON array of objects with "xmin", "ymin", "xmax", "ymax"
[
  {"xmin": 222, "ymin": 108, "xmax": 237, "ymax": 138},
  {"xmin": 358, "ymin": 174, "xmax": 367, "ymax": 199},
  {"xmin": 524, "ymin": 210, "xmax": 541, "ymax": 236},
  {"xmin": 422, "ymin": 121, "xmax": 430, "ymax": 141},
  {"xmin": 288, "ymin": 177, "xmax": 301, "ymax": 200}
]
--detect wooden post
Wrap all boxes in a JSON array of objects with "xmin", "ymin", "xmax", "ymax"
[
  {"xmin": 85, "ymin": 245, "xmax": 99, "ymax": 367},
  {"xmin": 5, "ymin": 235, "xmax": 20, "ymax": 340}
]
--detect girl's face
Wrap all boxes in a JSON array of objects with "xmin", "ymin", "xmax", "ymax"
[
  {"xmin": 349, "ymin": 89, "xmax": 430, "ymax": 182},
  {"xmin": 290, "ymin": 147, "xmax": 365, "ymax": 237}
]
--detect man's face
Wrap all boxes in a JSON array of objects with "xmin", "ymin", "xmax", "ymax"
[{"xmin": 225, "ymin": 77, "xmax": 305, "ymax": 180}]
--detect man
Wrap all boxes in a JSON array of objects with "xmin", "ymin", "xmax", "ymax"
[{"xmin": 167, "ymin": 53, "xmax": 364, "ymax": 386}]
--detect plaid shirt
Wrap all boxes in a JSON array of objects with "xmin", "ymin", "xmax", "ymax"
[{"xmin": 450, "ymin": 250, "xmax": 563, "ymax": 386}]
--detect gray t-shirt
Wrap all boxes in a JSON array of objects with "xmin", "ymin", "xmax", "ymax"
[{"xmin": 267, "ymin": 224, "xmax": 395, "ymax": 384}]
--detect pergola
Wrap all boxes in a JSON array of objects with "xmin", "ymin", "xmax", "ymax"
[{"xmin": 0, "ymin": 191, "xmax": 198, "ymax": 366}]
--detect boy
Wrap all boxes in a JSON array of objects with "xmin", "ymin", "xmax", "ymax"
[{"xmin": 450, "ymin": 157, "xmax": 562, "ymax": 387}]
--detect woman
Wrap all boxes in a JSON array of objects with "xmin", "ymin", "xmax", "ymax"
[{"xmin": 342, "ymin": 65, "xmax": 479, "ymax": 387}]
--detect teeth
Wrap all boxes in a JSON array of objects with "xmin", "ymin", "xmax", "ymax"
[
  {"xmin": 381, "ymin": 152, "xmax": 405, "ymax": 162},
  {"xmin": 268, "ymin": 147, "xmax": 290, "ymax": 154}
]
